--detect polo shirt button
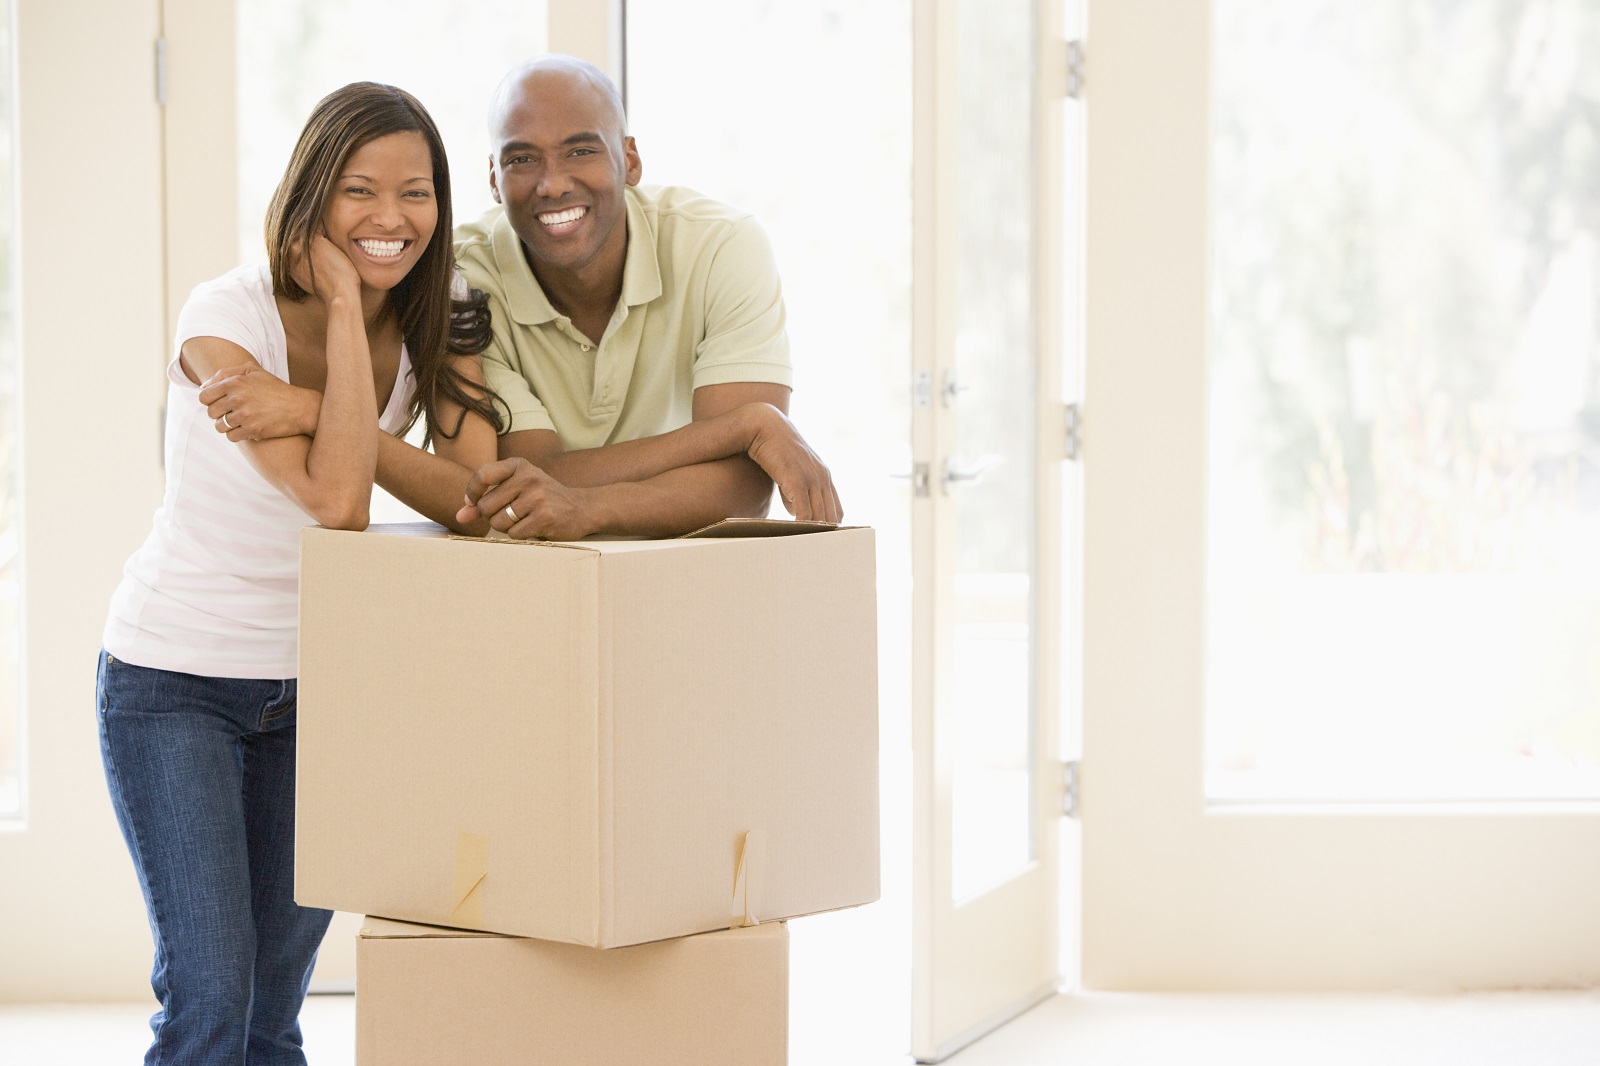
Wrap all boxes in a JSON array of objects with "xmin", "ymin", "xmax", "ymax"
[{"xmin": 580, "ymin": 344, "xmax": 591, "ymax": 352}]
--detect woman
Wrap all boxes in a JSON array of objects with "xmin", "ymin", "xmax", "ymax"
[{"xmin": 97, "ymin": 83, "xmax": 498, "ymax": 1065}]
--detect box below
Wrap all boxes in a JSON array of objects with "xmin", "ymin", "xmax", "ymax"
[{"xmin": 356, "ymin": 916, "xmax": 789, "ymax": 1066}]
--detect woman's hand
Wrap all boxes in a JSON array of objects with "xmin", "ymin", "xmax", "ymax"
[
  {"xmin": 290, "ymin": 231, "xmax": 363, "ymax": 307},
  {"xmin": 199, "ymin": 365, "xmax": 322, "ymax": 442}
]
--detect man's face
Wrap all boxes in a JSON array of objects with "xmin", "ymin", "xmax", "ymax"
[{"xmin": 489, "ymin": 73, "xmax": 642, "ymax": 283}]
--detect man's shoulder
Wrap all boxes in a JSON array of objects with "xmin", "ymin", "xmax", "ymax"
[
  {"xmin": 453, "ymin": 206, "xmax": 505, "ymax": 284},
  {"xmin": 632, "ymin": 184, "xmax": 757, "ymax": 235}
]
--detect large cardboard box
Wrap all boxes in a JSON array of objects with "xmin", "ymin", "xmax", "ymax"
[
  {"xmin": 356, "ymin": 916, "xmax": 788, "ymax": 1066},
  {"xmin": 296, "ymin": 520, "xmax": 879, "ymax": 947}
]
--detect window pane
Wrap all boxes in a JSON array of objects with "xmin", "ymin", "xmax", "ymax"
[
  {"xmin": 235, "ymin": 0, "xmax": 548, "ymax": 263},
  {"xmin": 0, "ymin": 0, "xmax": 18, "ymax": 818},
  {"xmin": 1209, "ymin": 1, "xmax": 1600, "ymax": 802},
  {"xmin": 949, "ymin": 0, "xmax": 1036, "ymax": 902}
]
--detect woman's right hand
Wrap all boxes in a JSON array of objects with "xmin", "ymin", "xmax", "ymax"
[{"xmin": 291, "ymin": 232, "xmax": 363, "ymax": 307}]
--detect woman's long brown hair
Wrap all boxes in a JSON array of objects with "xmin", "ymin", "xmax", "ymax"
[{"xmin": 265, "ymin": 81, "xmax": 502, "ymax": 445}]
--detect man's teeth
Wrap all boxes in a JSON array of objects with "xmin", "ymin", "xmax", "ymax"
[
  {"xmin": 539, "ymin": 207, "xmax": 586, "ymax": 226},
  {"xmin": 357, "ymin": 238, "xmax": 406, "ymax": 257}
]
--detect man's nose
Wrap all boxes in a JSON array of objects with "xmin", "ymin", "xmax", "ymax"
[{"xmin": 534, "ymin": 162, "xmax": 574, "ymax": 199}]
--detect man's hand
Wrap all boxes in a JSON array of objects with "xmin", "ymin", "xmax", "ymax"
[
  {"xmin": 199, "ymin": 365, "xmax": 321, "ymax": 442},
  {"xmin": 458, "ymin": 457, "xmax": 597, "ymax": 541},
  {"xmin": 739, "ymin": 403, "xmax": 843, "ymax": 524}
]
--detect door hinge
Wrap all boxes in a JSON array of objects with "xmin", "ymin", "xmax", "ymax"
[
  {"xmin": 1064, "ymin": 402, "xmax": 1082, "ymax": 461},
  {"xmin": 154, "ymin": 37, "xmax": 168, "ymax": 107},
  {"xmin": 1051, "ymin": 39, "xmax": 1085, "ymax": 100},
  {"xmin": 1062, "ymin": 759, "xmax": 1080, "ymax": 818},
  {"xmin": 1066, "ymin": 40, "xmax": 1085, "ymax": 99}
]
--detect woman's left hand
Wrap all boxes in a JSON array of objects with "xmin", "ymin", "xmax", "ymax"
[{"xmin": 200, "ymin": 364, "xmax": 322, "ymax": 442}]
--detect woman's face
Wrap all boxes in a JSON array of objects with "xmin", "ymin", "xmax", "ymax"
[{"xmin": 320, "ymin": 130, "xmax": 438, "ymax": 292}]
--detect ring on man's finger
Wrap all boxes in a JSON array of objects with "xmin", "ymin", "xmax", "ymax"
[
  {"xmin": 505, "ymin": 505, "xmax": 518, "ymax": 522},
  {"xmin": 222, "ymin": 412, "xmax": 235, "ymax": 430}
]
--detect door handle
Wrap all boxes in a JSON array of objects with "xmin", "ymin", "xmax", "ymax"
[{"xmin": 940, "ymin": 455, "xmax": 1003, "ymax": 493}]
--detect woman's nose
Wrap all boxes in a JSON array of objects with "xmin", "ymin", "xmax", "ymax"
[{"xmin": 370, "ymin": 195, "xmax": 405, "ymax": 229}]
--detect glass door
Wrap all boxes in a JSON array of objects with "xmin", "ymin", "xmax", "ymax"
[{"xmin": 911, "ymin": 0, "xmax": 1070, "ymax": 1058}]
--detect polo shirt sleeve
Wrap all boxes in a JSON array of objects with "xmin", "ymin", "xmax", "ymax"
[{"xmin": 691, "ymin": 215, "xmax": 794, "ymax": 391}]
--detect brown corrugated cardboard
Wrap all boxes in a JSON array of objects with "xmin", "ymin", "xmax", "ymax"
[
  {"xmin": 296, "ymin": 521, "xmax": 879, "ymax": 947},
  {"xmin": 356, "ymin": 916, "xmax": 788, "ymax": 1066}
]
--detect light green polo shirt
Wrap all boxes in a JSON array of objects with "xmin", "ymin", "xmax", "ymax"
[{"xmin": 455, "ymin": 185, "xmax": 793, "ymax": 450}]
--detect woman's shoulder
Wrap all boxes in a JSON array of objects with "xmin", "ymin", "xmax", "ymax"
[
  {"xmin": 184, "ymin": 263, "xmax": 274, "ymax": 313},
  {"xmin": 174, "ymin": 264, "xmax": 282, "ymax": 368}
]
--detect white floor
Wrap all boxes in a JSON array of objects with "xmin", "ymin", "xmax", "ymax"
[{"xmin": 4, "ymin": 989, "xmax": 1600, "ymax": 1065}]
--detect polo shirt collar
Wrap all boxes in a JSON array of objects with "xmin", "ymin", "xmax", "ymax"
[{"xmin": 490, "ymin": 188, "xmax": 664, "ymax": 328}]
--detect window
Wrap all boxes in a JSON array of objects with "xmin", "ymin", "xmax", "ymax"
[{"xmin": 1208, "ymin": 1, "xmax": 1600, "ymax": 802}]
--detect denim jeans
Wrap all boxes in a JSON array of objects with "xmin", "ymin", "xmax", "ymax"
[{"xmin": 97, "ymin": 650, "xmax": 333, "ymax": 1066}]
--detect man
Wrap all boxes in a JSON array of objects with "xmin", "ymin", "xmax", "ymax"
[{"xmin": 455, "ymin": 56, "xmax": 842, "ymax": 539}]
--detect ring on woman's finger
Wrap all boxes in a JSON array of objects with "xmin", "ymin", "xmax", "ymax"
[
  {"xmin": 222, "ymin": 412, "xmax": 235, "ymax": 430},
  {"xmin": 505, "ymin": 505, "xmax": 518, "ymax": 522}
]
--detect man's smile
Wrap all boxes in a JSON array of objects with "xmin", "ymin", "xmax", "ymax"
[{"xmin": 537, "ymin": 205, "xmax": 588, "ymax": 233}]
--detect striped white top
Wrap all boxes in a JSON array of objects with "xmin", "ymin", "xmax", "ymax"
[{"xmin": 104, "ymin": 264, "xmax": 415, "ymax": 679}]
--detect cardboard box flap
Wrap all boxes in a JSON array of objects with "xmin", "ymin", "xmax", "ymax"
[
  {"xmin": 360, "ymin": 916, "xmax": 509, "ymax": 941},
  {"xmin": 681, "ymin": 517, "xmax": 845, "ymax": 539}
]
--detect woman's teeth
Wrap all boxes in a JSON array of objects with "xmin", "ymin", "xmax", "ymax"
[{"xmin": 357, "ymin": 238, "xmax": 407, "ymax": 258}]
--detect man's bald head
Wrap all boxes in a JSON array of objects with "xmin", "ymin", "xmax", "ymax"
[{"xmin": 488, "ymin": 55, "xmax": 627, "ymax": 143}]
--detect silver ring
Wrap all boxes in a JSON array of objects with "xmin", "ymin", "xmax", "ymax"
[
  {"xmin": 222, "ymin": 412, "xmax": 235, "ymax": 430},
  {"xmin": 505, "ymin": 505, "xmax": 518, "ymax": 522}
]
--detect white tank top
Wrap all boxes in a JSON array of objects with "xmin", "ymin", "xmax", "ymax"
[{"xmin": 104, "ymin": 264, "xmax": 415, "ymax": 679}]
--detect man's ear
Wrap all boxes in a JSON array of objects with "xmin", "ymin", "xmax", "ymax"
[
  {"xmin": 623, "ymin": 136, "xmax": 643, "ymax": 187},
  {"xmin": 488, "ymin": 155, "xmax": 503, "ymax": 204}
]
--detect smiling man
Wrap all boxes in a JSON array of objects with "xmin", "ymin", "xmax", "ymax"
[{"xmin": 454, "ymin": 55, "xmax": 841, "ymax": 540}]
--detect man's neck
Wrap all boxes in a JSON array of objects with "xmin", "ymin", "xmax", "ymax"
[{"xmin": 526, "ymin": 234, "xmax": 628, "ymax": 346}]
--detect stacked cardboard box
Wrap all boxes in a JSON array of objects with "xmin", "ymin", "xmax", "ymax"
[{"xmin": 296, "ymin": 520, "xmax": 880, "ymax": 1064}]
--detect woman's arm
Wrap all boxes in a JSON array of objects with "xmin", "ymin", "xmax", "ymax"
[
  {"xmin": 373, "ymin": 355, "xmax": 498, "ymax": 535},
  {"xmin": 181, "ymin": 237, "xmax": 378, "ymax": 529},
  {"xmin": 198, "ymin": 353, "xmax": 498, "ymax": 535}
]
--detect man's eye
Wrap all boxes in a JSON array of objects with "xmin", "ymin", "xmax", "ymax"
[{"xmin": 506, "ymin": 155, "xmax": 533, "ymax": 166}]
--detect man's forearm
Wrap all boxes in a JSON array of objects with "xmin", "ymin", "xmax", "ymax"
[
  {"xmin": 580, "ymin": 455, "xmax": 773, "ymax": 538},
  {"xmin": 515, "ymin": 405, "xmax": 764, "ymax": 488}
]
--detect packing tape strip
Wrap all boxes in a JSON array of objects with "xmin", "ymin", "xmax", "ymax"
[
  {"xmin": 730, "ymin": 828, "xmax": 767, "ymax": 929},
  {"xmin": 451, "ymin": 831, "xmax": 490, "ymax": 926}
]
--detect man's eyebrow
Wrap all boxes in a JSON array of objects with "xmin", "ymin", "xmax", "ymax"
[{"xmin": 498, "ymin": 133, "xmax": 604, "ymax": 155}]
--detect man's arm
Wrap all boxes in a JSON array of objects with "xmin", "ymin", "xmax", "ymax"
[{"xmin": 458, "ymin": 381, "xmax": 842, "ymax": 539}]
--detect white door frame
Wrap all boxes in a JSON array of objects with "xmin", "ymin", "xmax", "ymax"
[
  {"xmin": 910, "ymin": 0, "xmax": 1072, "ymax": 1056},
  {"xmin": 1080, "ymin": 0, "xmax": 1600, "ymax": 990}
]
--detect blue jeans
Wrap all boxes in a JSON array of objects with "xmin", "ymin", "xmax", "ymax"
[{"xmin": 96, "ymin": 650, "xmax": 332, "ymax": 1066}]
